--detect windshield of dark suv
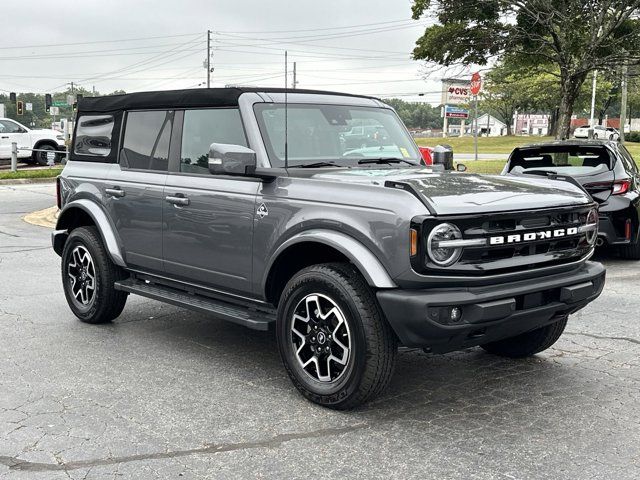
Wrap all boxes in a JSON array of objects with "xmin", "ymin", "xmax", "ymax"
[
  {"xmin": 254, "ymin": 103, "xmax": 422, "ymax": 167},
  {"xmin": 508, "ymin": 145, "xmax": 613, "ymax": 175}
]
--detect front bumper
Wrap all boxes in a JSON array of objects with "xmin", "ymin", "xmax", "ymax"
[{"xmin": 377, "ymin": 261, "xmax": 605, "ymax": 351}]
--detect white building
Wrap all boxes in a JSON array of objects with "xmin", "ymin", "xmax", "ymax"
[
  {"xmin": 447, "ymin": 114, "xmax": 507, "ymax": 136},
  {"xmin": 513, "ymin": 113, "xmax": 550, "ymax": 136}
]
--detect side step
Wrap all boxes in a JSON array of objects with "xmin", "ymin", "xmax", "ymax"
[{"xmin": 114, "ymin": 278, "xmax": 275, "ymax": 331}]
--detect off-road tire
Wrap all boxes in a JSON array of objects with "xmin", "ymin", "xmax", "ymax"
[
  {"xmin": 61, "ymin": 226, "xmax": 128, "ymax": 324},
  {"xmin": 481, "ymin": 316, "xmax": 568, "ymax": 358},
  {"xmin": 619, "ymin": 240, "xmax": 640, "ymax": 260},
  {"xmin": 277, "ymin": 263, "xmax": 397, "ymax": 409}
]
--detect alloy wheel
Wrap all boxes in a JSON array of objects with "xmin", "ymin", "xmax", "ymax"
[
  {"xmin": 290, "ymin": 293, "xmax": 351, "ymax": 383},
  {"xmin": 67, "ymin": 246, "xmax": 96, "ymax": 306}
]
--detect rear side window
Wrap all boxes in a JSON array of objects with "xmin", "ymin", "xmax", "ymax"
[
  {"xmin": 74, "ymin": 115, "xmax": 114, "ymax": 157},
  {"xmin": 180, "ymin": 108, "xmax": 247, "ymax": 174},
  {"xmin": 121, "ymin": 111, "xmax": 172, "ymax": 171}
]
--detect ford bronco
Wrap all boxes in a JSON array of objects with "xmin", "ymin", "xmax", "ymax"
[{"xmin": 52, "ymin": 88, "xmax": 605, "ymax": 409}]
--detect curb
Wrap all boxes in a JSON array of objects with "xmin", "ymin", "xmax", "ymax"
[
  {"xmin": 0, "ymin": 177, "xmax": 57, "ymax": 186},
  {"xmin": 23, "ymin": 206, "xmax": 58, "ymax": 229}
]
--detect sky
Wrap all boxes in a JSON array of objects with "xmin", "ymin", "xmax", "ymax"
[{"xmin": 0, "ymin": 0, "xmax": 463, "ymax": 104}]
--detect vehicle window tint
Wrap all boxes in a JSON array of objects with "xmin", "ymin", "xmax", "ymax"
[
  {"xmin": 74, "ymin": 115, "xmax": 114, "ymax": 157},
  {"xmin": 180, "ymin": 108, "xmax": 247, "ymax": 174},
  {"xmin": 122, "ymin": 111, "xmax": 172, "ymax": 171},
  {"xmin": 0, "ymin": 120, "xmax": 23, "ymax": 134}
]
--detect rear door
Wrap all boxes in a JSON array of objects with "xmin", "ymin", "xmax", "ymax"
[
  {"xmin": 162, "ymin": 108, "xmax": 258, "ymax": 295},
  {"xmin": 105, "ymin": 110, "xmax": 172, "ymax": 273}
]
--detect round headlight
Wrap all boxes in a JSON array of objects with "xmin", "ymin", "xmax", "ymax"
[
  {"xmin": 427, "ymin": 223, "xmax": 463, "ymax": 267},
  {"xmin": 585, "ymin": 208, "xmax": 598, "ymax": 245}
]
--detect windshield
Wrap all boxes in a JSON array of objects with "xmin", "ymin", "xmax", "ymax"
[
  {"xmin": 508, "ymin": 146, "xmax": 613, "ymax": 175},
  {"xmin": 254, "ymin": 103, "xmax": 422, "ymax": 167}
]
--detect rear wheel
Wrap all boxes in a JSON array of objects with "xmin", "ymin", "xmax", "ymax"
[
  {"xmin": 277, "ymin": 263, "xmax": 397, "ymax": 409},
  {"xmin": 619, "ymin": 240, "xmax": 640, "ymax": 260},
  {"xmin": 33, "ymin": 144, "xmax": 58, "ymax": 166},
  {"xmin": 481, "ymin": 316, "xmax": 568, "ymax": 358},
  {"xmin": 61, "ymin": 226, "xmax": 128, "ymax": 324}
]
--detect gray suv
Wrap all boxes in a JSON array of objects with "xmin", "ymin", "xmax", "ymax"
[{"xmin": 53, "ymin": 88, "xmax": 605, "ymax": 409}]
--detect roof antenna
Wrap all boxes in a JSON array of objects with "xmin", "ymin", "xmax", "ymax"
[{"xmin": 284, "ymin": 50, "xmax": 289, "ymax": 169}]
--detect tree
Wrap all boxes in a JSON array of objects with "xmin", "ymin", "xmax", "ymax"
[
  {"xmin": 411, "ymin": 0, "xmax": 640, "ymax": 139},
  {"xmin": 384, "ymin": 98, "xmax": 442, "ymax": 129}
]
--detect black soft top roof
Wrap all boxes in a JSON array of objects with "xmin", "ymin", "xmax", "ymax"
[{"xmin": 78, "ymin": 87, "xmax": 374, "ymax": 113}]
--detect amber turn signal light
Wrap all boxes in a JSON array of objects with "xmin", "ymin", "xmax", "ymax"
[{"xmin": 410, "ymin": 228, "xmax": 418, "ymax": 256}]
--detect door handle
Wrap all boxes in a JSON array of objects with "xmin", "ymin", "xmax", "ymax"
[
  {"xmin": 1, "ymin": 136, "xmax": 9, "ymax": 139},
  {"xmin": 165, "ymin": 195, "xmax": 190, "ymax": 206},
  {"xmin": 105, "ymin": 187, "xmax": 125, "ymax": 198}
]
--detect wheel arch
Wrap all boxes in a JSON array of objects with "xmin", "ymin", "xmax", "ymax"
[
  {"xmin": 33, "ymin": 139, "xmax": 58, "ymax": 149},
  {"xmin": 53, "ymin": 199, "xmax": 125, "ymax": 267},
  {"xmin": 263, "ymin": 229, "xmax": 396, "ymax": 306}
]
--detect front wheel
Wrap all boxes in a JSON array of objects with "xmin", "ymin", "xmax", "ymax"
[
  {"xmin": 481, "ymin": 316, "xmax": 568, "ymax": 358},
  {"xmin": 61, "ymin": 226, "xmax": 128, "ymax": 324},
  {"xmin": 277, "ymin": 263, "xmax": 397, "ymax": 409}
]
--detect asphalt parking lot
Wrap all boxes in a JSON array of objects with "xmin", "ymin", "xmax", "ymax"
[{"xmin": 0, "ymin": 183, "xmax": 639, "ymax": 479}]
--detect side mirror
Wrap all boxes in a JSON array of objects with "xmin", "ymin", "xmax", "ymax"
[
  {"xmin": 456, "ymin": 163, "xmax": 467, "ymax": 172},
  {"xmin": 208, "ymin": 143, "xmax": 257, "ymax": 176}
]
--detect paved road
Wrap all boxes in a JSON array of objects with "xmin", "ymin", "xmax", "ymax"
[{"xmin": 1, "ymin": 184, "xmax": 639, "ymax": 479}]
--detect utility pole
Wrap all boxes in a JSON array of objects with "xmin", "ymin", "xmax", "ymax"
[
  {"xmin": 620, "ymin": 62, "xmax": 628, "ymax": 144},
  {"xmin": 207, "ymin": 30, "xmax": 211, "ymax": 88},
  {"xmin": 292, "ymin": 62, "xmax": 297, "ymax": 89}
]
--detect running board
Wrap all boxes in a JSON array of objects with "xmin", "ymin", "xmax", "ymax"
[{"xmin": 114, "ymin": 278, "xmax": 275, "ymax": 331}]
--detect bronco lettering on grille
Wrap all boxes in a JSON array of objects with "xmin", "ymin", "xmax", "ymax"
[{"xmin": 489, "ymin": 227, "xmax": 579, "ymax": 245}]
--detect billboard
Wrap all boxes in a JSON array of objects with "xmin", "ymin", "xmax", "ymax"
[{"xmin": 441, "ymin": 78, "xmax": 471, "ymax": 105}]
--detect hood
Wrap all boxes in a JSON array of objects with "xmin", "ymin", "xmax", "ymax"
[{"xmin": 297, "ymin": 167, "xmax": 591, "ymax": 215}]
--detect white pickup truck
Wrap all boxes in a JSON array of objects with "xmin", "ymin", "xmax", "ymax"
[{"xmin": 0, "ymin": 118, "xmax": 66, "ymax": 165}]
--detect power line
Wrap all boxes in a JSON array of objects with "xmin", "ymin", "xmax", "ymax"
[
  {"xmin": 215, "ymin": 18, "xmax": 415, "ymax": 34},
  {"xmin": 0, "ymin": 32, "xmax": 201, "ymax": 51}
]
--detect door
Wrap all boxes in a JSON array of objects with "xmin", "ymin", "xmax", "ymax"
[
  {"xmin": 106, "ymin": 110, "xmax": 172, "ymax": 273},
  {"xmin": 162, "ymin": 108, "xmax": 258, "ymax": 294},
  {"xmin": 0, "ymin": 119, "xmax": 30, "ymax": 159}
]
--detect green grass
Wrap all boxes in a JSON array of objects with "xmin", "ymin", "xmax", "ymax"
[
  {"xmin": 0, "ymin": 167, "xmax": 62, "ymax": 180},
  {"xmin": 416, "ymin": 135, "xmax": 640, "ymax": 158},
  {"xmin": 459, "ymin": 160, "xmax": 506, "ymax": 175}
]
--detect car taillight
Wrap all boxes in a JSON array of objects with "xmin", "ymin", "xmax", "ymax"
[
  {"xmin": 584, "ymin": 179, "xmax": 631, "ymax": 196},
  {"xmin": 56, "ymin": 177, "xmax": 62, "ymax": 209},
  {"xmin": 612, "ymin": 180, "xmax": 631, "ymax": 195}
]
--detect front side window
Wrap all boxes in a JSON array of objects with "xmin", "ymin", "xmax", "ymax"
[
  {"xmin": 180, "ymin": 108, "xmax": 247, "ymax": 174},
  {"xmin": 74, "ymin": 115, "xmax": 114, "ymax": 157},
  {"xmin": 0, "ymin": 119, "xmax": 24, "ymax": 134},
  {"xmin": 121, "ymin": 111, "xmax": 172, "ymax": 171},
  {"xmin": 254, "ymin": 104, "xmax": 421, "ymax": 168}
]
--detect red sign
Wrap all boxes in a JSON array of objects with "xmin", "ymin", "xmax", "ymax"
[{"xmin": 470, "ymin": 72, "xmax": 482, "ymax": 96}]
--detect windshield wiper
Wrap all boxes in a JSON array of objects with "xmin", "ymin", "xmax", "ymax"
[
  {"xmin": 357, "ymin": 157, "xmax": 416, "ymax": 165},
  {"xmin": 288, "ymin": 162, "xmax": 342, "ymax": 169}
]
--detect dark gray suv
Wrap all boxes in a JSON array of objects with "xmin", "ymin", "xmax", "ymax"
[{"xmin": 53, "ymin": 88, "xmax": 605, "ymax": 409}]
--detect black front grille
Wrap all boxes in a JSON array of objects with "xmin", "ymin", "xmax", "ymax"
[{"xmin": 414, "ymin": 204, "xmax": 596, "ymax": 276}]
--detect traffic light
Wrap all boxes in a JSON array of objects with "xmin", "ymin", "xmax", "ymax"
[
  {"xmin": 16, "ymin": 101, "xmax": 24, "ymax": 115},
  {"xmin": 9, "ymin": 92, "xmax": 16, "ymax": 103},
  {"xmin": 45, "ymin": 94, "xmax": 52, "ymax": 113}
]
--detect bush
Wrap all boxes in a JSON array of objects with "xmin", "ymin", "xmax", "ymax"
[{"xmin": 626, "ymin": 131, "xmax": 640, "ymax": 143}]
